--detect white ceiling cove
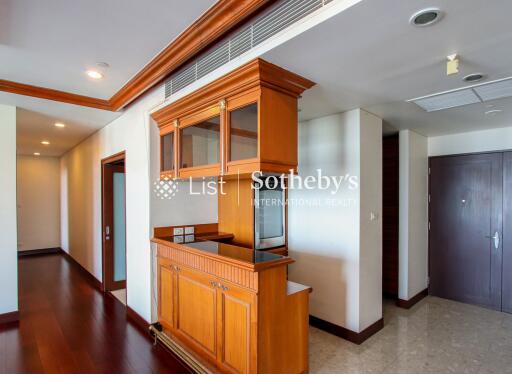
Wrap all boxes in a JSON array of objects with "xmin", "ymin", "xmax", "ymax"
[
  {"xmin": 0, "ymin": 0, "xmax": 215, "ymax": 99},
  {"xmin": 0, "ymin": 92, "xmax": 120, "ymax": 156},
  {"xmin": 0, "ymin": 0, "xmax": 214, "ymax": 155},
  {"xmin": 262, "ymin": 0, "xmax": 512, "ymax": 136}
]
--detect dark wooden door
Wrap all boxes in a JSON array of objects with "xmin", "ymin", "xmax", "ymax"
[
  {"xmin": 503, "ymin": 152, "xmax": 512, "ymax": 313},
  {"xmin": 429, "ymin": 153, "xmax": 503, "ymax": 310}
]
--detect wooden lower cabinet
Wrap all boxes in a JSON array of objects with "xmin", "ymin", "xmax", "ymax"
[
  {"xmin": 217, "ymin": 282, "xmax": 256, "ymax": 373},
  {"xmin": 157, "ymin": 250, "xmax": 310, "ymax": 374},
  {"xmin": 158, "ymin": 264, "xmax": 175, "ymax": 330},
  {"xmin": 175, "ymin": 266, "xmax": 218, "ymax": 359},
  {"xmin": 158, "ymin": 259, "xmax": 257, "ymax": 373}
]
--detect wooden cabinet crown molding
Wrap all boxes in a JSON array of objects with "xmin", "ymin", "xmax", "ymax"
[
  {"xmin": 151, "ymin": 58, "xmax": 315, "ymax": 128},
  {"xmin": 0, "ymin": 0, "xmax": 271, "ymax": 112}
]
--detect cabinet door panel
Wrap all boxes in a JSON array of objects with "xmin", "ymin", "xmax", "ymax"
[
  {"xmin": 159, "ymin": 265, "xmax": 174, "ymax": 329},
  {"xmin": 219, "ymin": 285, "xmax": 255, "ymax": 374},
  {"xmin": 176, "ymin": 269, "xmax": 217, "ymax": 355},
  {"xmin": 229, "ymin": 103, "xmax": 258, "ymax": 162}
]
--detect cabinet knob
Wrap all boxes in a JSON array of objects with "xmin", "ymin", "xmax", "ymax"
[{"xmin": 220, "ymin": 285, "xmax": 229, "ymax": 291}]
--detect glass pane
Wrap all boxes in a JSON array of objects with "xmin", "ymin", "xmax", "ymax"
[
  {"xmin": 113, "ymin": 172, "xmax": 126, "ymax": 282},
  {"xmin": 230, "ymin": 103, "xmax": 258, "ymax": 161},
  {"xmin": 258, "ymin": 189, "xmax": 284, "ymax": 239},
  {"xmin": 161, "ymin": 132, "xmax": 174, "ymax": 171},
  {"xmin": 180, "ymin": 116, "xmax": 220, "ymax": 168}
]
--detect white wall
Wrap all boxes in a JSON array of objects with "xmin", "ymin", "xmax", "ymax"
[
  {"xmin": 398, "ymin": 130, "xmax": 428, "ymax": 301},
  {"xmin": 60, "ymin": 83, "xmax": 219, "ymax": 323},
  {"xmin": 17, "ymin": 155, "xmax": 60, "ymax": 251},
  {"xmin": 60, "ymin": 87, "xmax": 162, "ymax": 322},
  {"xmin": 149, "ymin": 122, "xmax": 218, "ymax": 229},
  {"xmin": 0, "ymin": 105, "xmax": 18, "ymax": 315},
  {"xmin": 429, "ymin": 127, "xmax": 512, "ymax": 156},
  {"xmin": 288, "ymin": 109, "xmax": 382, "ymax": 333},
  {"xmin": 358, "ymin": 110, "xmax": 383, "ymax": 330}
]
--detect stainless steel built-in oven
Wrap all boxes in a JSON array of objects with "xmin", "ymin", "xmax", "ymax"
[{"xmin": 254, "ymin": 176, "xmax": 286, "ymax": 250}]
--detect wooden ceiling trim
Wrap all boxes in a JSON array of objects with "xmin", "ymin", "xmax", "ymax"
[
  {"xmin": 0, "ymin": 0, "xmax": 271, "ymax": 112},
  {"xmin": 0, "ymin": 79, "xmax": 112, "ymax": 111},
  {"xmin": 108, "ymin": 0, "xmax": 272, "ymax": 111}
]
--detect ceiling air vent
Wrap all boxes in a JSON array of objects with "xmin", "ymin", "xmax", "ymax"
[
  {"xmin": 252, "ymin": 0, "xmax": 323, "ymax": 46},
  {"xmin": 472, "ymin": 79, "xmax": 512, "ymax": 102},
  {"xmin": 408, "ymin": 76, "xmax": 512, "ymax": 112},
  {"xmin": 197, "ymin": 42, "xmax": 230, "ymax": 79},
  {"xmin": 229, "ymin": 27, "xmax": 252, "ymax": 59},
  {"xmin": 412, "ymin": 89, "xmax": 480, "ymax": 112},
  {"xmin": 164, "ymin": 0, "xmax": 332, "ymax": 99}
]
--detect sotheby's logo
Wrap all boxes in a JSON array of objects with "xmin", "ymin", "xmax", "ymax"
[{"xmin": 153, "ymin": 169, "xmax": 358, "ymax": 201}]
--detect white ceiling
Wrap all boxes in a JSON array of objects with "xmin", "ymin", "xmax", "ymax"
[
  {"xmin": 0, "ymin": 0, "xmax": 214, "ymax": 156},
  {"xmin": 0, "ymin": 92, "xmax": 120, "ymax": 156},
  {"xmin": 5, "ymin": 0, "xmax": 512, "ymax": 158},
  {"xmin": 262, "ymin": 0, "xmax": 512, "ymax": 136},
  {"xmin": 0, "ymin": 0, "xmax": 215, "ymax": 99}
]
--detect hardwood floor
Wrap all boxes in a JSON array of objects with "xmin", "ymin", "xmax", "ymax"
[{"xmin": 0, "ymin": 253, "xmax": 191, "ymax": 373}]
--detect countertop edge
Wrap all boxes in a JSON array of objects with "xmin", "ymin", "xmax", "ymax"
[{"xmin": 151, "ymin": 237, "xmax": 294, "ymax": 272}]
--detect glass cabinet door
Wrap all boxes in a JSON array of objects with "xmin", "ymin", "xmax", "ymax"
[
  {"xmin": 229, "ymin": 103, "xmax": 258, "ymax": 162},
  {"xmin": 161, "ymin": 131, "xmax": 174, "ymax": 172},
  {"xmin": 180, "ymin": 115, "xmax": 220, "ymax": 168}
]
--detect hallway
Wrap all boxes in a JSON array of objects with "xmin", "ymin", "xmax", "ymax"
[{"xmin": 0, "ymin": 254, "xmax": 190, "ymax": 373}]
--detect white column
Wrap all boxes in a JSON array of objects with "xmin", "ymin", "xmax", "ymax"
[
  {"xmin": 398, "ymin": 130, "xmax": 429, "ymax": 300},
  {"xmin": 0, "ymin": 104, "xmax": 18, "ymax": 315},
  {"xmin": 288, "ymin": 109, "xmax": 383, "ymax": 333}
]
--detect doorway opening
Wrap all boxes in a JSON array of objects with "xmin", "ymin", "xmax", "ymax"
[
  {"xmin": 101, "ymin": 151, "xmax": 127, "ymax": 306},
  {"xmin": 382, "ymin": 133, "xmax": 399, "ymax": 301}
]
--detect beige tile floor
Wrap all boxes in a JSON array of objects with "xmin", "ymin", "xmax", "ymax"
[
  {"xmin": 310, "ymin": 296, "xmax": 512, "ymax": 374},
  {"xmin": 110, "ymin": 288, "xmax": 127, "ymax": 306}
]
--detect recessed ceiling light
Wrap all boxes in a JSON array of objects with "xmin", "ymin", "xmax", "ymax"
[
  {"xmin": 34, "ymin": 152, "xmax": 40, "ymax": 156},
  {"xmin": 485, "ymin": 109, "xmax": 503, "ymax": 115},
  {"xmin": 41, "ymin": 140, "xmax": 50, "ymax": 145},
  {"xmin": 55, "ymin": 122, "xmax": 66, "ymax": 128},
  {"xmin": 410, "ymin": 8, "xmax": 443, "ymax": 27},
  {"xmin": 464, "ymin": 73, "xmax": 485, "ymax": 83},
  {"xmin": 86, "ymin": 70, "xmax": 103, "ymax": 79}
]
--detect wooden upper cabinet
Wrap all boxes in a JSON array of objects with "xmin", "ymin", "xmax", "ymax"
[
  {"xmin": 159, "ymin": 123, "xmax": 177, "ymax": 179},
  {"xmin": 152, "ymin": 58, "xmax": 314, "ymax": 179},
  {"xmin": 179, "ymin": 104, "xmax": 222, "ymax": 178}
]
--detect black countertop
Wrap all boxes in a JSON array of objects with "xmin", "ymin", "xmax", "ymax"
[{"xmin": 154, "ymin": 235, "xmax": 285, "ymax": 265}]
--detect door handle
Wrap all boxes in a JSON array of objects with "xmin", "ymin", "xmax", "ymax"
[
  {"xmin": 210, "ymin": 280, "xmax": 219, "ymax": 288},
  {"xmin": 105, "ymin": 226, "xmax": 111, "ymax": 241},
  {"xmin": 485, "ymin": 231, "xmax": 500, "ymax": 250}
]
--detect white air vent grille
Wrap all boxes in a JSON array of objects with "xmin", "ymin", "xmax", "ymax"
[
  {"xmin": 413, "ymin": 89, "xmax": 480, "ymax": 112},
  {"xmin": 164, "ymin": 0, "xmax": 331, "ymax": 98},
  {"xmin": 230, "ymin": 27, "xmax": 252, "ymax": 59},
  {"xmin": 473, "ymin": 79, "xmax": 512, "ymax": 102},
  {"xmin": 196, "ymin": 42, "xmax": 230, "ymax": 79},
  {"xmin": 408, "ymin": 76, "xmax": 512, "ymax": 112},
  {"xmin": 252, "ymin": 0, "xmax": 323, "ymax": 46}
]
